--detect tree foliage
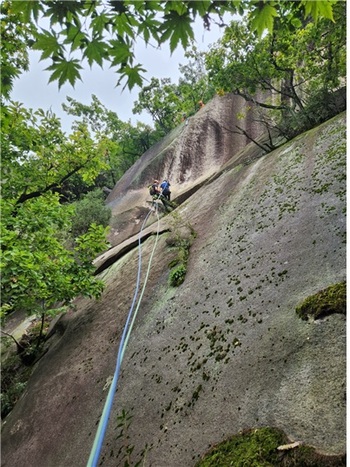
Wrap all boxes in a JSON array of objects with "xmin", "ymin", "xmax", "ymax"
[
  {"xmin": 1, "ymin": 0, "xmax": 336, "ymax": 95},
  {"xmin": 133, "ymin": 47, "xmax": 215, "ymax": 135},
  {"xmin": 204, "ymin": 1, "xmax": 345, "ymax": 139},
  {"xmin": 1, "ymin": 92, "xmax": 162, "ymax": 326},
  {"xmin": 70, "ymin": 190, "xmax": 112, "ymax": 237},
  {"xmin": 177, "ymin": 47, "xmax": 215, "ymax": 115},
  {"xmin": 1, "ymin": 196, "xmax": 107, "ymax": 316},
  {"xmin": 62, "ymin": 95, "xmax": 159, "ymax": 189},
  {"xmin": 133, "ymin": 77, "xmax": 181, "ymax": 134},
  {"xmin": 2, "ymin": 102, "xmax": 108, "ymax": 206},
  {"xmin": 0, "ymin": 1, "xmax": 32, "ymax": 99},
  {"xmin": 1, "ymin": 102, "xmax": 110, "ymax": 327}
]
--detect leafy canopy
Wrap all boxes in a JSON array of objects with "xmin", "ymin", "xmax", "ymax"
[
  {"xmin": 204, "ymin": 1, "xmax": 345, "ymax": 139},
  {"xmin": 133, "ymin": 46, "xmax": 215, "ymax": 134},
  {"xmin": 1, "ymin": 101, "xmax": 110, "ymax": 323},
  {"xmin": 62, "ymin": 94, "xmax": 160, "ymax": 188},
  {"xmin": 1, "ymin": 0, "xmax": 336, "ymax": 95},
  {"xmin": 1, "ymin": 195, "xmax": 108, "ymax": 317}
]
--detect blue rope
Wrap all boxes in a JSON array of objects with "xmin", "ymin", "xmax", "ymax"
[
  {"xmin": 121, "ymin": 206, "xmax": 161, "ymax": 361},
  {"xmin": 87, "ymin": 206, "xmax": 159, "ymax": 467}
]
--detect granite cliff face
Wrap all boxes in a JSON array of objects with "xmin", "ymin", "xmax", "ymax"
[
  {"xmin": 1, "ymin": 97, "xmax": 346, "ymax": 467},
  {"xmin": 105, "ymin": 93, "xmax": 270, "ymax": 247}
]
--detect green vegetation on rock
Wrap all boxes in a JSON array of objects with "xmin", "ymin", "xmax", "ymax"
[
  {"xmin": 167, "ymin": 211, "xmax": 196, "ymax": 287},
  {"xmin": 296, "ymin": 282, "xmax": 346, "ymax": 321},
  {"xmin": 205, "ymin": 2, "xmax": 345, "ymax": 142},
  {"xmin": 1, "ymin": 351, "xmax": 31, "ymax": 418},
  {"xmin": 169, "ymin": 264, "xmax": 187, "ymax": 287},
  {"xmin": 196, "ymin": 427, "xmax": 346, "ymax": 467},
  {"xmin": 1, "ymin": 315, "xmax": 52, "ymax": 418}
]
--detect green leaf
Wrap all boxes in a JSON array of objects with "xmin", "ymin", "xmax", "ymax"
[
  {"xmin": 45, "ymin": 59, "xmax": 82, "ymax": 88},
  {"xmin": 43, "ymin": 1, "xmax": 83, "ymax": 26},
  {"xmin": 190, "ymin": 1, "xmax": 212, "ymax": 17},
  {"xmin": 250, "ymin": 3, "xmax": 279, "ymax": 36},
  {"xmin": 143, "ymin": 1, "xmax": 163, "ymax": 12},
  {"xmin": 290, "ymin": 17, "xmax": 302, "ymax": 29},
  {"xmin": 113, "ymin": 12, "xmax": 136, "ymax": 39},
  {"xmin": 116, "ymin": 64, "xmax": 146, "ymax": 91},
  {"xmin": 91, "ymin": 12, "xmax": 111, "ymax": 35},
  {"xmin": 83, "ymin": 40, "xmax": 106, "ymax": 67},
  {"xmin": 137, "ymin": 15, "xmax": 161, "ymax": 45},
  {"xmin": 32, "ymin": 30, "xmax": 64, "ymax": 61},
  {"xmin": 10, "ymin": 1, "xmax": 43, "ymax": 22},
  {"xmin": 301, "ymin": 0, "xmax": 334, "ymax": 22},
  {"xmin": 62, "ymin": 25, "xmax": 87, "ymax": 52},
  {"xmin": 109, "ymin": 40, "xmax": 133, "ymax": 66},
  {"xmin": 160, "ymin": 12, "xmax": 194, "ymax": 53},
  {"xmin": 165, "ymin": 1, "xmax": 188, "ymax": 16}
]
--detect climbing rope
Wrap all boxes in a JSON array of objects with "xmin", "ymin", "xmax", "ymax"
[
  {"xmin": 121, "ymin": 208, "xmax": 160, "ymax": 360},
  {"xmin": 87, "ymin": 204, "xmax": 161, "ymax": 467}
]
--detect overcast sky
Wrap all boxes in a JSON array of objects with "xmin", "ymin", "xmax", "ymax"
[{"xmin": 11, "ymin": 17, "xmax": 231, "ymax": 133}]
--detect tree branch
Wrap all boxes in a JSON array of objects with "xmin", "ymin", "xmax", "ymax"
[
  {"xmin": 1, "ymin": 330, "xmax": 26, "ymax": 351},
  {"xmin": 221, "ymin": 123, "xmax": 271, "ymax": 153},
  {"xmin": 14, "ymin": 164, "xmax": 86, "ymax": 207},
  {"xmin": 233, "ymin": 89, "xmax": 289, "ymax": 111}
]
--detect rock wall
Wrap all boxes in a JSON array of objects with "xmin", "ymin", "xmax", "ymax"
[
  {"xmin": 106, "ymin": 93, "xmax": 267, "ymax": 209},
  {"xmin": 105, "ymin": 92, "xmax": 270, "ymax": 246},
  {"xmin": 1, "ymin": 112, "xmax": 346, "ymax": 467}
]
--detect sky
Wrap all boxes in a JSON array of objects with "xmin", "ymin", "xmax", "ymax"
[{"xmin": 11, "ymin": 16, "xmax": 231, "ymax": 133}]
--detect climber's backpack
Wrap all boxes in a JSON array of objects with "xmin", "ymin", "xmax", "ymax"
[
  {"xmin": 149, "ymin": 184, "xmax": 157, "ymax": 196},
  {"xmin": 161, "ymin": 180, "xmax": 170, "ymax": 193}
]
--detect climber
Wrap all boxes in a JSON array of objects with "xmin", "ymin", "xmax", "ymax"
[
  {"xmin": 148, "ymin": 179, "xmax": 174, "ymax": 212},
  {"xmin": 160, "ymin": 179, "xmax": 171, "ymax": 201},
  {"xmin": 198, "ymin": 100, "xmax": 205, "ymax": 109},
  {"xmin": 149, "ymin": 179, "xmax": 161, "ymax": 197}
]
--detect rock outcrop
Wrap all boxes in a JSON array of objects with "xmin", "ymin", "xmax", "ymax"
[
  {"xmin": 1, "ymin": 100, "xmax": 346, "ymax": 467},
  {"xmin": 105, "ymin": 93, "xmax": 270, "ymax": 246}
]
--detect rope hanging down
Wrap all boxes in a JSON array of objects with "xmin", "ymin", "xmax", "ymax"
[{"xmin": 87, "ymin": 204, "xmax": 161, "ymax": 467}]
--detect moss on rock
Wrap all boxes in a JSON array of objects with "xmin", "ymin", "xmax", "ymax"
[
  {"xmin": 296, "ymin": 282, "xmax": 346, "ymax": 321},
  {"xmin": 167, "ymin": 212, "xmax": 196, "ymax": 287},
  {"xmin": 196, "ymin": 427, "xmax": 346, "ymax": 467},
  {"xmin": 169, "ymin": 264, "xmax": 187, "ymax": 287}
]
